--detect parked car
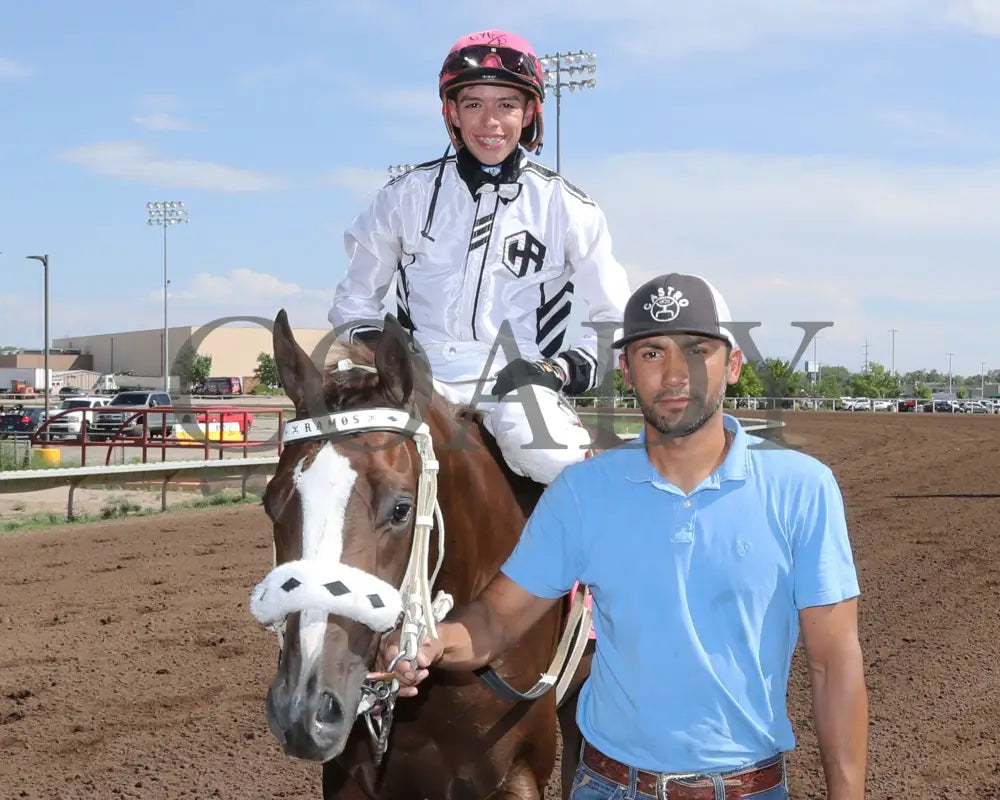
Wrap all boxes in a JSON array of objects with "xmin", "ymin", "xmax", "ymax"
[
  {"xmin": 195, "ymin": 376, "xmax": 244, "ymax": 396},
  {"xmin": 89, "ymin": 391, "xmax": 176, "ymax": 440},
  {"xmin": 922, "ymin": 400, "xmax": 960, "ymax": 413},
  {"xmin": 0, "ymin": 407, "xmax": 48, "ymax": 438},
  {"xmin": 47, "ymin": 396, "xmax": 110, "ymax": 439},
  {"xmin": 872, "ymin": 399, "xmax": 896, "ymax": 412},
  {"xmin": 57, "ymin": 386, "xmax": 87, "ymax": 397},
  {"xmin": 896, "ymin": 399, "xmax": 918, "ymax": 412}
]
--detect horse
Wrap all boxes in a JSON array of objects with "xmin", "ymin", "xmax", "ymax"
[{"xmin": 251, "ymin": 310, "xmax": 594, "ymax": 799}]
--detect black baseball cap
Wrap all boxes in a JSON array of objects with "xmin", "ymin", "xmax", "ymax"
[{"xmin": 613, "ymin": 273, "xmax": 737, "ymax": 350}]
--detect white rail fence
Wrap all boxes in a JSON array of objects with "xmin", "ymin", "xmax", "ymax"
[{"xmin": 0, "ymin": 457, "xmax": 279, "ymax": 520}]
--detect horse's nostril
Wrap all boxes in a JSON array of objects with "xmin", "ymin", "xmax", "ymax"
[{"xmin": 316, "ymin": 692, "xmax": 343, "ymax": 727}]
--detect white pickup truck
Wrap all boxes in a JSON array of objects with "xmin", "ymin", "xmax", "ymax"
[{"xmin": 48, "ymin": 396, "xmax": 110, "ymax": 439}]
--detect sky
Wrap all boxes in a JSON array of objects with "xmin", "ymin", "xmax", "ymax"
[{"xmin": 2, "ymin": 0, "xmax": 999, "ymax": 377}]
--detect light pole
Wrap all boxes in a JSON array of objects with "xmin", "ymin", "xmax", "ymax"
[
  {"xmin": 25, "ymin": 255, "xmax": 49, "ymax": 436},
  {"xmin": 981, "ymin": 362, "xmax": 986, "ymax": 398},
  {"xmin": 946, "ymin": 352, "xmax": 954, "ymax": 395},
  {"xmin": 146, "ymin": 202, "xmax": 189, "ymax": 392},
  {"xmin": 538, "ymin": 50, "xmax": 597, "ymax": 174},
  {"xmin": 888, "ymin": 328, "xmax": 898, "ymax": 377}
]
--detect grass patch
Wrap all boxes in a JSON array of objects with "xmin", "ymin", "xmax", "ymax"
[
  {"xmin": 0, "ymin": 491, "xmax": 261, "ymax": 534},
  {"xmin": 576, "ymin": 412, "xmax": 644, "ymax": 436}
]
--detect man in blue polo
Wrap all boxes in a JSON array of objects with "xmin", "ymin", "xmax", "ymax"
[{"xmin": 385, "ymin": 273, "xmax": 869, "ymax": 800}]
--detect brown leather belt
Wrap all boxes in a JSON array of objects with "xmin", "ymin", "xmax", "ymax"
[{"xmin": 581, "ymin": 742, "xmax": 784, "ymax": 800}]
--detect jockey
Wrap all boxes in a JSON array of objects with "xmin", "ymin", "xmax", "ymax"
[{"xmin": 328, "ymin": 29, "xmax": 631, "ymax": 485}]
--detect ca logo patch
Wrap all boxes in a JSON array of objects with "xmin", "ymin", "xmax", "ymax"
[{"xmin": 502, "ymin": 231, "xmax": 546, "ymax": 278}]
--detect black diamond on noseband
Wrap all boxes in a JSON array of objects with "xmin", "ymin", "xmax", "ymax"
[
  {"xmin": 324, "ymin": 581, "xmax": 350, "ymax": 597},
  {"xmin": 281, "ymin": 578, "xmax": 301, "ymax": 592},
  {"xmin": 368, "ymin": 594, "xmax": 385, "ymax": 609}
]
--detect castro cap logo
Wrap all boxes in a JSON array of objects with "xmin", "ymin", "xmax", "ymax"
[{"xmin": 644, "ymin": 286, "xmax": 689, "ymax": 322}]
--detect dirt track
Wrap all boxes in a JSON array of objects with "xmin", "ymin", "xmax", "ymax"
[{"xmin": 2, "ymin": 412, "xmax": 1000, "ymax": 799}]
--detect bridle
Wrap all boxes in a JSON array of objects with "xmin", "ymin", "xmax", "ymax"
[
  {"xmin": 249, "ymin": 360, "xmax": 594, "ymax": 763},
  {"xmin": 249, "ymin": 360, "xmax": 454, "ymax": 764}
]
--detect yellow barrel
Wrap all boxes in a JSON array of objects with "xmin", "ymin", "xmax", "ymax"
[{"xmin": 34, "ymin": 447, "xmax": 61, "ymax": 467}]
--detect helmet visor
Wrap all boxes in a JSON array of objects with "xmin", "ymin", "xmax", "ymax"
[{"xmin": 441, "ymin": 45, "xmax": 539, "ymax": 82}]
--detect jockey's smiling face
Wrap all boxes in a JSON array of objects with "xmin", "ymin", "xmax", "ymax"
[{"xmin": 447, "ymin": 84, "xmax": 534, "ymax": 165}]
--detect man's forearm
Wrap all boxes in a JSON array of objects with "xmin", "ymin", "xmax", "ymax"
[
  {"xmin": 810, "ymin": 652, "xmax": 869, "ymax": 799},
  {"xmin": 434, "ymin": 599, "xmax": 509, "ymax": 671}
]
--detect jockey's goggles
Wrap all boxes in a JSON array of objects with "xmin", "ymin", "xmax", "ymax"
[{"xmin": 441, "ymin": 45, "xmax": 539, "ymax": 81}]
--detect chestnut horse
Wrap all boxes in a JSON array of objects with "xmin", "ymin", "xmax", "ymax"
[{"xmin": 251, "ymin": 311, "xmax": 592, "ymax": 799}]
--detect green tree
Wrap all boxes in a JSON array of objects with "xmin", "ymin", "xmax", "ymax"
[
  {"xmin": 757, "ymin": 358, "xmax": 805, "ymax": 397},
  {"xmin": 849, "ymin": 362, "xmax": 900, "ymax": 398},
  {"xmin": 176, "ymin": 345, "xmax": 212, "ymax": 391},
  {"xmin": 254, "ymin": 352, "xmax": 282, "ymax": 388},
  {"xmin": 727, "ymin": 359, "xmax": 764, "ymax": 397}
]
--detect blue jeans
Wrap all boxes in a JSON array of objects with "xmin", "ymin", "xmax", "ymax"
[{"xmin": 569, "ymin": 760, "xmax": 789, "ymax": 800}]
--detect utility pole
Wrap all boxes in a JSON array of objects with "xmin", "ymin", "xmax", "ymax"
[
  {"xmin": 888, "ymin": 328, "xmax": 898, "ymax": 377},
  {"xmin": 946, "ymin": 352, "xmax": 954, "ymax": 395},
  {"xmin": 863, "ymin": 340, "xmax": 870, "ymax": 373}
]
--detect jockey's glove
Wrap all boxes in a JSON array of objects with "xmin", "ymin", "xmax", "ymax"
[{"xmin": 491, "ymin": 357, "xmax": 568, "ymax": 400}]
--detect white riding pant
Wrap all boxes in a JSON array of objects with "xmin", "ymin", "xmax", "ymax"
[{"xmin": 433, "ymin": 379, "xmax": 592, "ymax": 485}]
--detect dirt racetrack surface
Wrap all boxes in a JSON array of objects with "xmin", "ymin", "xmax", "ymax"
[{"xmin": 2, "ymin": 411, "xmax": 1000, "ymax": 799}]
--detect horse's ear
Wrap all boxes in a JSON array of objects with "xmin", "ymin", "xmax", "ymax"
[
  {"xmin": 374, "ymin": 315, "xmax": 414, "ymax": 406},
  {"xmin": 273, "ymin": 309, "xmax": 325, "ymax": 416}
]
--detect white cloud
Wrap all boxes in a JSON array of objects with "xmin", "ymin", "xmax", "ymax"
[
  {"xmin": 873, "ymin": 107, "xmax": 994, "ymax": 150},
  {"xmin": 58, "ymin": 141, "xmax": 289, "ymax": 193},
  {"xmin": 133, "ymin": 112, "xmax": 202, "ymax": 132},
  {"xmin": 0, "ymin": 57, "xmax": 32, "ymax": 79},
  {"xmin": 945, "ymin": 0, "xmax": 1000, "ymax": 35},
  {"xmin": 321, "ymin": 167, "xmax": 388, "ymax": 201},
  {"xmin": 486, "ymin": 0, "xmax": 1000, "ymax": 60},
  {"xmin": 574, "ymin": 149, "xmax": 1000, "ymax": 370}
]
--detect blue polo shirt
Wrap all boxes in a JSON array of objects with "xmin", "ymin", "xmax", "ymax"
[{"xmin": 500, "ymin": 414, "xmax": 859, "ymax": 773}]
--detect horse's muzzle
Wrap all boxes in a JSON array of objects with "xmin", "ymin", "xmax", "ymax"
[{"xmin": 267, "ymin": 681, "xmax": 352, "ymax": 761}]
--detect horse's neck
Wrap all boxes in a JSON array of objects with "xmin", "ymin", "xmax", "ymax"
[{"xmin": 426, "ymin": 398, "xmax": 537, "ymax": 603}]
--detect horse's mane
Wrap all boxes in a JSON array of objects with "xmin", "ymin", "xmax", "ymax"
[{"xmin": 319, "ymin": 338, "xmax": 540, "ymax": 512}]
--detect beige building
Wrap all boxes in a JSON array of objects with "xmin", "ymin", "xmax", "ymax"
[{"xmin": 53, "ymin": 323, "xmax": 335, "ymax": 386}]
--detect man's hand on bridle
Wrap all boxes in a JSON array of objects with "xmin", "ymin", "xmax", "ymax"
[{"xmin": 374, "ymin": 628, "xmax": 443, "ymax": 698}]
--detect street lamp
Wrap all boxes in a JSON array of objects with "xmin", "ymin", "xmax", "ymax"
[
  {"xmin": 146, "ymin": 201, "xmax": 189, "ymax": 392},
  {"xmin": 946, "ymin": 352, "xmax": 954, "ymax": 395},
  {"xmin": 25, "ymin": 255, "xmax": 49, "ymax": 437},
  {"xmin": 538, "ymin": 50, "xmax": 597, "ymax": 174}
]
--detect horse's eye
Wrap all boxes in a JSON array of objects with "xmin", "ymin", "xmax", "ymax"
[{"xmin": 390, "ymin": 501, "xmax": 412, "ymax": 525}]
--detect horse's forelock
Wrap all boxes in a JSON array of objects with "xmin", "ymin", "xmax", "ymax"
[{"xmin": 320, "ymin": 341, "xmax": 388, "ymax": 412}]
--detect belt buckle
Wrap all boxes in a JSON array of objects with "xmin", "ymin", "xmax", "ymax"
[{"xmin": 655, "ymin": 770, "xmax": 701, "ymax": 800}]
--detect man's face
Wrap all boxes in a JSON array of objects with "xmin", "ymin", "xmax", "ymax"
[
  {"xmin": 447, "ymin": 84, "xmax": 535, "ymax": 165},
  {"xmin": 620, "ymin": 334, "xmax": 742, "ymax": 438}
]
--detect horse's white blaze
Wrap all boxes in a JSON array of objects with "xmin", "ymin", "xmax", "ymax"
[{"xmin": 292, "ymin": 442, "xmax": 356, "ymax": 672}]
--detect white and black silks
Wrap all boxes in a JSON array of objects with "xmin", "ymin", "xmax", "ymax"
[{"xmin": 329, "ymin": 147, "xmax": 630, "ymax": 395}]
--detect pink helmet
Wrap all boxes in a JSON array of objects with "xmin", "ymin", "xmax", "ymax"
[{"xmin": 438, "ymin": 30, "xmax": 545, "ymax": 153}]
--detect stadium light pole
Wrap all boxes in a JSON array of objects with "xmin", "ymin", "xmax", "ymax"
[
  {"xmin": 25, "ymin": 254, "xmax": 50, "ymax": 436},
  {"xmin": 387, "ymin": 163, "xmax": 417, "ymax": 179},
  {"xmin": 539, "ymin": 50, "xmax": 597, "ymax": 174},
  {"xmin": 946, "ymin": 352, "xmax": 954, "ymax": 395},
  {"xmin": 146, "ymin": 202, "xmax": 189, "ymax": 392}
]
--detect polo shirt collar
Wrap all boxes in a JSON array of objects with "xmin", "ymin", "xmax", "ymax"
[{"xmin": 624, "ymin": 413, "xmax": 751, "ymax": 489}]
